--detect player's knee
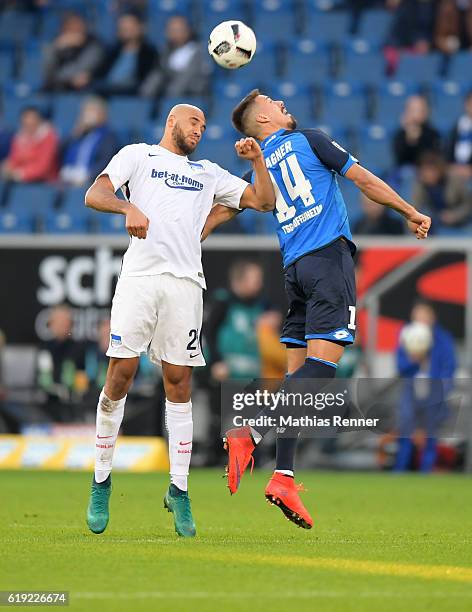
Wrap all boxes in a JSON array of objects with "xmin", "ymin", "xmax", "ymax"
[{"xmin": 164, "ymin": 367, "xmax": 192, "ymax": 403}]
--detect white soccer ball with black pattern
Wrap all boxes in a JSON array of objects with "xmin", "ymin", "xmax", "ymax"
[{"xmin": 208, "ymin": 21, "xmax": 257, "ymax": 69}]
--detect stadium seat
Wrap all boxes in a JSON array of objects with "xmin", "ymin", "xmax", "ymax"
[
  {"xmin": 447, "ymin": 52, "xmax": 472, "ymax": 86},
  {"xmin": 374, "ymin": 80, "xmax": 420, "ymax": 129},
  {"xmin": 18, "ymin": 53, "xmax": 43, "ymax": 92},
  {"xmin": 95, "ymin": 211, "xmax": 127, "ymax": 234},
  {"xmin": 337, "ymin": 177, "xmax": 362, "ymax": 227},
  {"xmin": 0, "ymin": 51, "xmax": 14, "ymax": 84},
  {"xmin": 44, "ymin": 210, "xmax": 90, "ymax": 233},
  {"xmin": 251, "ymin": 0, "xmax": 297, "ymax": 42},
  {"xmin": 340, "ymin": 42, "xmax": 386, "ymax": 84},
  {"xmin": 194, "ymin": 134, "xmax": 244, "ymax": 175},
  {"xmin": 357, "ymin": 124, "xmax": 394, "ymax": 173},
  {"xmin": 0, "ymin": 10, "xmax": 35, "ymax": 45},
  {"xmin": 357, "ymin": 9, "xmax": 393, "ymax": 43},
  {"xmin": 60, "ymin": 186, "xmax": 88, "ymax": 211},
  {"xmin": 53, "ymin": 94, "xmax": 87, "ymax": 137},
  {"xmin": 223, "ymin": 41, "xmax": 279, "ymax": 83},
  {"xmin": 303, "ymin": 10, "xmax": 350, "ymax": 43},
  {"xmin": 395, "ymin": 53, "xmax": 445, "ymax": 84},
  {"xmin": 431, "ymin": 81, "xmax": 465, "ymax": 135},
  {"xmin": 0, "ymin": 209, "xmax": 35, "ymax": 233},
  {"xmin": 267, "ymin": 81, "xmax": 314, "ymax": 127},
  {"xmin": 284, "ymin": 39, "xmax": 331, "ymax": 82},
  {"xmin": 147, "ymin": 0, "xmax": 193, "ymax": 38},
  {"xmin": 2, "ymin": 94, "xmax": 52, "ymax": 129},
  {"xmin": 108, "ymin": 97, "xmax": 153, "ymax": 136},
  {"xmin": 320, "ymin": 81, "xmax": 367, "ymax": 127},
  {"xmin": 200, "ymin": 0, "xmax": 247, "ymax": 34},
  {"xmin": 5, "ymin": 184, "xmax": 57, "ymax": 225}
]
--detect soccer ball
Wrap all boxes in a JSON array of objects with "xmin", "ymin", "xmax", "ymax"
[
  {"xmin": 400, "ymin": 322, "xmax": 432, "ymax": 356},
  {"xmin": 208, "ymin": 20, "xmax": 257, "ymax": 69}
]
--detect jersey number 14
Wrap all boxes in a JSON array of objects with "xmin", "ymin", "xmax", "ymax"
[{"xmin": 271, "ymin": 154, "xmax": 315, "ymax": 223}]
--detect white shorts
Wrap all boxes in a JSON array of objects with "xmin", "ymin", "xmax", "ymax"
[{"xmin": 107, "ymin": 273, "xmax": 205, "ymax": 367}]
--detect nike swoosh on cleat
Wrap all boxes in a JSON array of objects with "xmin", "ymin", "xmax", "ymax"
[
  {"xmin": 179, "ymin": 441, "xmax": 192, "ymax": 446},
  {"xmin": 97, "ymin": 435, "xmax": 113, "ymax": 439}
]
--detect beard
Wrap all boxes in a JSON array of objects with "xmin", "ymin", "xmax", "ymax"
[
  {"xmin": 286, "ymin": 113, "xmax": 297, "ymax": 130},
  {"xmin": 172, "ymin": 124, "xmax": 197, "ymax": 155}
]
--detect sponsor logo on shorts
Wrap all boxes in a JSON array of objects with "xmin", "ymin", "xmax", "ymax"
[{"xmin": 110, "ymin": 334, "xmax": 122, "ymax": 347}]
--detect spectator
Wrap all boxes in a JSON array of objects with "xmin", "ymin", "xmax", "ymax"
[
  {"xmin": 43, "ymin": 13, "xmax": 103, "ymax": 91},
  {"xmin": 149, "ymin": 15, "xmax": 210, "ymax": 97},
  {"xmin": 447, "ymin": 90, "xmax": 472, "ymax": 177},
  {"xmin": 256, "ymin": 310, "xmax": 286, "ymax": 379},
  {"xmin": 394, "ymin": 300, "xmax": 456, "ymax": 472},
  {"xmin": 393, "ymin": 95, "xmax": 441, "ymax": 167},
  {"xmin": 1, "ymin": 107, "xmax": 58, "ymax": 183},
  {"xmin": 434, "ymin": 0, "xmax": 461, "ymax": 54},
  {"xmin": 386, "ymin": 0, "xmax": 436, "ymax": 53},
  {"xmin": 37, "ymin": 304, "xmax": 88, "ymax": 420},
  {"xmin": 96, "ymin": 12, "xmax": 160, "ymax": 96},
  {"xmin": 353, "ymin": 193, "xmax": 405, "ymax": 235},
  {"xmin": 412, "ymin": 151, "xmax": 472, "ymax": 228},
  {"xmin": 60, "ymin": 96, "xmax": 118, "ymax": 187}
]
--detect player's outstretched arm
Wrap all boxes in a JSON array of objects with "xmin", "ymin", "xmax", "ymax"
[
  {"xmin": 236, "ymin": 138, "xmax": 275, "ymax": 212},
  {"xmin": 85, "ymin": 175, "xmax": 149, "ymax": 239},
  {"xmin": 345, "ymin": 164, "xmax": 431, "ymax": 239},
  {"xmin": 201, "ymin": 204, "xmax": 239, "ymax": 241}
]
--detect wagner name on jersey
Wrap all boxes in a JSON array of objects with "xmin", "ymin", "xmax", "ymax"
[
  {"xmin": 243, "ymin": 128, "xmax": 358, "ymax": 268},
  {"xmin": 98, "ymin": 143, "xmax": 248, "ymax": 288}
]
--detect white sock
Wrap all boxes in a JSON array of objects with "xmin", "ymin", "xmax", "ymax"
[
  {"xmin": 94, "ymin": 389, "xmax": 126, "ymax": 483},
  {"xmin": 165, "ymin": 399, "xmax": 192, "ymax": 492},
  {"xmin": 275, "ymin": 469, "xmax": 294, "ymax": 477}
]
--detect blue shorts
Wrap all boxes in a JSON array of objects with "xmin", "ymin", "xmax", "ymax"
[{"xmin": 280, "ymin": 239, "xmax": 356, "ymax": 347}]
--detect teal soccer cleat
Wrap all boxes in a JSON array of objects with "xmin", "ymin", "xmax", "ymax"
[
  {"xmin": 86, "ymin": 476, "xmax": 112, "ymax": 534},
  {"xmin": 163, "ymin": 484, "xmax": 196, "ymax": 537}
]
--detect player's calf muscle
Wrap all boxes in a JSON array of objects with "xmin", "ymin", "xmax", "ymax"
[{"xmin": 104, "ymin": 357, "xmax": 139, "ymax": 400}]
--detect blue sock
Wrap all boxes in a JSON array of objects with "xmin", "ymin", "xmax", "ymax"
[{"xmin": 275, "ymin": 358, "xmax": 337, "ymax": 472}]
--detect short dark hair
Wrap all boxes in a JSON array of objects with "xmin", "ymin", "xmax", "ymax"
[{"xmin": 232, "ymin": 89, "xmax": 260, "ymax": 135}]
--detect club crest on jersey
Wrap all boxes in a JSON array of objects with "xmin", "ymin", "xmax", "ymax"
[
  {"xmin": 110, "ymin": 334, "xmax": 122, "ymax": 347},
  {"xmin": 151, "ymin": 169, "xmax": 203, "ymax": 191}
]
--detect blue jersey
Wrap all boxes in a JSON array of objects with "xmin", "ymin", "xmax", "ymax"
[{"xmin": 245, "ymin": 128, "xmax": 358, "ymax": 268}]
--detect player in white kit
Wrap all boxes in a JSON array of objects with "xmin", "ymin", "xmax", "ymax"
[{"xmin": 84, "ymin": 104, "xmax": 275, "ymax": 537}]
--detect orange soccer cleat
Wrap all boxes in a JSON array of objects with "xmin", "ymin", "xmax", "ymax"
[
  {"xmin": 265, "ymin": 472, "xmax": 313, "ymax": 529},
  {"xmin": 223, "ymin": 426, "xmax": 256, "ymax": 495}
]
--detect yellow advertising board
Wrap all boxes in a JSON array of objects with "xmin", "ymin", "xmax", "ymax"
[{"xmin": 0, "ymin": 435, "xmax": 169, "ymax": 472}]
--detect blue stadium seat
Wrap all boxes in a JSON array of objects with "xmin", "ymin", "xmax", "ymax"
[
  {"xmin": 284, "ymin": 39, "xmax": 331, "ymax": 82},
  {"xmin": 53, "ymin": 94, "xmax": 86, "ymax": 137},
  {"xmin": 0, "ymin": 210, "xmax": 35, "ymax": 233},
  {"xmin": 223, "ymin": 42, "xmax": 278, "ymax": 83},
  {"xmin": 338, "ymin": 177, "xmax": 362, "ymax": 227},
  {"xmin": 60, "ymin": 187, "xmax": 88, "ymax": 211},
  {"xmin": 447, "ymin": 52, "xmax": 472, "ymax": 86},
  {"xmin": 311, "ymin": 123, "xmax": 350, "ymax": 146},
  {"xmin": 321, "ymin": 81, "xmax": 366, "ymax": 127},
  {"xmin": 304, "ymin": 10, "xmax": 350, "ymax": 43},
  {"xmin": 0, "ymin": 10, "xmax": 35, "ymax": 45},
  {"xmin": 340, "ymin": 42, "xmax": 386, "ymax": 84},
  {"xmin": 18, "ymin": 53, "xmax": 43, "ymax": 92},
  {"xmin": 2, "ymin": 94, "xmax": 52, "ymax": 129},
  {"xmin": 267, "ymin": 82, "xmax": 314, "ymax": 127},
  {"xmin": 210, "ymin": 81, "xmax": 258, "ymax": 122},
  {"xmin": 357, "ymin": 124, "xmax": 394, "ymax": 173},
  {"xmin": 201, "ymin": 0, "xmax": 247, "ymax": 33},
  {"xmin": 236, "ymin": 207, "xmax": 278, "ymax": 235},
  {"xmin": 252, "ymin": 0, "xmax": 297, "ymax": 42},
  {"xmin": 147, "ymin": 0, "xmax": 193, "ymax": 38},
  {"xmin": 395, "ymin": 53, "xmax": 444, "ymax": 84},
  {"xmin": 38, "ymin": 9, "xmax": 61, "ymax": 40},
  {"xmin": 431, "ymin": 81, "xmax": 465, "ymax": 135},
  {"xmin": 44, "ymin": 210, "xmax": 89, "ymax": 233},
  {"xmin": 0, "ymin": 51, "xmax": 14, "ymax": 83},
  {"xmin": 6, "ymin": 184, "xmax": 57, "ymax": 218},
  {"xmin": 357, "ymin": 9, "xmax": 393, "ymax": 43},
  {"xmin": 194, "ymin": 134, "xmax": 244, "ymax": 175},
  {"xmin": 95, "ymin": 212, "xmax": 127, "ymax": 234},
  {"xmin": 108, "ymin": 97, "xmax": 153, "ymax": 134},
  {"xmin": 374, "ymin": 80, "xmax": 420, "ymax": 128}
]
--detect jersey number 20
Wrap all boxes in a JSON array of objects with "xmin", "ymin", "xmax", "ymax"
[{"xmin": 271, "ymin": 154, "xmax": 315, "ymax": 223}]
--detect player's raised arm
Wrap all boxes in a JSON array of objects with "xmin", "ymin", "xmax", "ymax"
[
  {"xmin": 345, "ymin": 164, "xmax": 431, "ymax": 239},
  {"xmin": 236, "ymin": 137, "xmax": 275, "ymax": 211}
]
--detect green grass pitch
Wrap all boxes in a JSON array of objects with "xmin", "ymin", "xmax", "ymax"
[{"xmin": 1, "ymin": 469, "xmax": 472, "ymax": 612}]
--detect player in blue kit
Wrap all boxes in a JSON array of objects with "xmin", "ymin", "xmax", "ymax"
[{"xmin": 202, "ymin": 90, "xmax": 431, "ymax": 529}]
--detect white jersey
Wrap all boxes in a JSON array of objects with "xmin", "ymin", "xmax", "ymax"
[{"xmin": 98, "ymin": 143, "xmax": 247, "ymax": 289}]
